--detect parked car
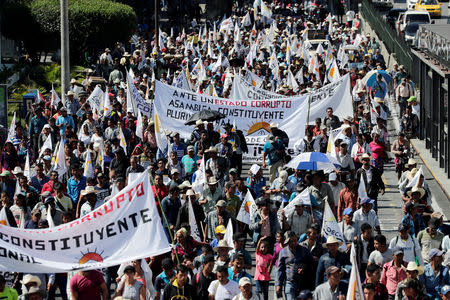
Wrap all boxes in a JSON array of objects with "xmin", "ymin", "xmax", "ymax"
[
  {"xmin": 404, "ymin": 22, "xmax": 425, "ymax": 43},
  {"xmin": 397, "ymin": 11, "xmax": 432, "ymax": 34},
  {"xmin": 415, "ymin": 0, "xmax": 442, "ymax": 17},
  {"xmin": 384, "ymin": 8, "xmax": 407, "ymax": 28}
]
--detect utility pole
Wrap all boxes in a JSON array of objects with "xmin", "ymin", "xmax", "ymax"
[
  {"xmin": 154, "ymin": 0, "xmax": 159, "ymax": 49},
  {"xmin": 60, "ymin": 0, "xmax": 70, "ymax": 104}
]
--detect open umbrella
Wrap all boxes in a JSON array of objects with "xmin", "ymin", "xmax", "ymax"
[
  {"xmin": 362, "ymin": 70, "xmax": 393, "ymax": 87},
  {"xmin": 184, "ymin": 109, "xmax": 226, "ymax": 125},
  {"xmin": 286, "ymin": 152, "xmax": 340, "ymax": 171}
]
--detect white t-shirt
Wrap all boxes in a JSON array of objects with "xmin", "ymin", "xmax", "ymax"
[
  {"xmin": 368, "ymin": 249, "xmax": 393, "ymax": 266},
  {"xmin": 208, "ymin": 280, "xmax": 240, "ymax": 300}
]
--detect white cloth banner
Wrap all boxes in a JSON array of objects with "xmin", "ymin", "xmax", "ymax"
[
  {"xmin": 127, "ymin": 73, "xmax": 152, "ymax": 117},
  {"xmin": 0, "ymin": 171, "xmax": 171, "ymax": 273},
  {"xmin": 154, "ymin": 74, "xmax": 352, "ymax": 162}
]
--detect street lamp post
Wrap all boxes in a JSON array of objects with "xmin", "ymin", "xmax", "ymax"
[{"xmin": 60, "ymin": 0, "xmax": 70, "ymax": 104}]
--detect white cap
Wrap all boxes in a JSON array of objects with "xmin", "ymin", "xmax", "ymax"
[
  {"xmin": 329, "ymin": 173, "xmax": 337, "ymax": 181},
  {"xmin": 239, "ymin": 277, "xmax": 252, "ymax": 287}
]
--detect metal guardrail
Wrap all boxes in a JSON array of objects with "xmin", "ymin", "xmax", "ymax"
[{"xmin": 361, "ymin": 0, "xmax": 414, "ymax": 74}]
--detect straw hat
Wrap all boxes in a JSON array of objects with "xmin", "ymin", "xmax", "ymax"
[
  {"xmin": 322, "ymin": 236, "xmax": 343, "ymax": 247},
  {"xmin": 20, "ymin": 274, "xmax": 42, "ymax": 286},
  {"xmin": 81, "ymin": 186, "xmax": 99, "ymax": 197},
  {"xmin": 407, "ymin": 168, "xmax": 418, "ymax": 180},
  {"xmin": 403, "ymin": 261, "xmax": 424, "ymax": 275},
  {"xmin": 407, "ymin": 186, "xmax": 425, "ymax": 198},
  {"xmin": 213, "ymin": 240, "xmax": 233, "ymax": 251}
]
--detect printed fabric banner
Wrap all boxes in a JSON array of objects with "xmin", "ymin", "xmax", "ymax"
[
  {"xmin": 153, "ymin": 74, "xmax": 352, "ymax": 162},
  {"xmin": 0, "ymin": 171, "xmax": 171, "ymax": 273}
]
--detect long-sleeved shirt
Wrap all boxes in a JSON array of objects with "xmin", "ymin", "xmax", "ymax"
[
  {"xmin": 315, "ymin": 252, "xmax": 349, "ymax": 286},
  {"xmin": 29, "ymin": 115, "xmax": 48, "ymax": 136},
  {"xmin": 276, "ymin": 245, "xmax": 314, "ymax": 287},
  {"xmin": 161, "ymin": 196, "xmax": 182, "ymax": 228},
  {"xmin": 337, "ymin": 188, "xmax": 359, "ymax": 222},
  {"xmin": 422, "ymin": 264, "xmax": 450, "ymax": 298}
]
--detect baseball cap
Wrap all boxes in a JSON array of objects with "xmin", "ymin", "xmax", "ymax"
[
  {"xmin": 398, "ymin": 222, "xmax": 411, "ymax": 231},
  {"xmin": 187, "ymin": 145, "xmax": 194, "ymax": 151},
  {"xmin": 239, "ymin": 277, "xmax": 251, "ymax": 287},
  {"xmin": 392, "ymin": 247, "xmax": 404, "ymax": 255},
  {"xmin": 344, "ymin": 208, "xmax": 354, "ymax": 215},
  {"xmin": 124, "ymin": 265, "xmax": 136, "ymax": 273},
  {"xmin": 361, "ymin": 198, "xmax": 375, "ymax": 205},
  {"xmin": 216, "ymin": 200, "xmax": 227, "ymax": 207},
  {"xmin": 428, "ymin": 248, "xmax": 444, "ymax": 260},
  {"xmin": 215, "ymin": 225, "xmax": 226, "ymax": 234},
  {"xmin": 441, "ymin": 285, "xmax": 450, "ymax": 295},
  {"xmin": 329, "ymin": 172, "xmax": 337, "ymax": 181}
]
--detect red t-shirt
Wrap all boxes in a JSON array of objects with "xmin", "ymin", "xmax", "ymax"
[{"xmin": 70, "ymin": 270, "xmax": 105, "ymax": 300}]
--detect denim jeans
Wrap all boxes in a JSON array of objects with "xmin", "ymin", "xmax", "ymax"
[{"xmin": 284, "ymin": 281, "xmax": 298, "ymax": 300}]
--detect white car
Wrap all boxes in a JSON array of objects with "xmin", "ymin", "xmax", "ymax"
[{"xmin": 396, "ymin": 11, "xmax": 431, "ymax": 34}]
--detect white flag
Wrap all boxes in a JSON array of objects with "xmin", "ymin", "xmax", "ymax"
[
  {"xmin": 346, "ymin": 243, "xmax": 365, "ymax": 300},
  {"xmin": 192, "ymin": 155, "xmax": 206, "ymax": 194},
  {"xmin": 358, "ymin": 173, "xmax": 368, "ymax": 200},
  {"xmin": 50, "ymin": 84, "xmax": 61, "ymax": 108},
  {"xmin": 24, "ymin": 153, "xmax": 31, "ymax": 181},
  {"xmin": 103, "ymin": 89, "xmax": 112, "ymax": 117},
  {"xmin": 327, "ymin": 58, "xmax": 341, "ymax": 83},
  {"xmin": 188, "ymin": 199, "xmax": 201, "ymax": 241},
  {"xmin": 406, "ymin": 166, "xmax": 423, "ymax": 188},
  {"xmin": 321, "ymin": 200, "xmax": 347, "ymax": 251},
  {"xmin": 0, "ymin": 207, "xmax": 10, "ymax": 226},
  {"xmin": 242, "ymin": 12, "xmax": 252, "ymax": 27},
  {"xmin": 54, "ymin": 140, "xmax": 67, "ymax": 180},
  {"xmin": 38, "ymin": 134, "xmax": 52, "ymax": 159},
  {"xmin": 118, "ymin": 127, "xmax": 127, "ymax": 154},
  {"xmin": 83, "ymin": 150, "xmax": 95, "ymax": 179},
  {"xmin": 154, "ymin": 112, "xmax": 168, "ymax": 156},
  {"xmin": 6, "ymin": 112, "xmax": 16, "ymax": 143},
  {"xmin": 136, "ymin": 110, "xmax": 144, "ymax": 140},
  {"xmin": 236, "ymin": 192, "xmax": 257, "ymax": 225},
  {"xmin": 283, "ymin": 188, "xmax": 311, "ymax": 217},
  {"xmin": 260, "ymin": 1, "xmax": 272, "ymax": 19},
  {"xmin": 223, "ymin": 219, "xmax": 234, "ymax": 249},
  {"xmin": 97, "ymin": 142, "xmax": 105, "ymax": 172},
  {"xmin": 47, "ymin": 208, "xmax": 55, "ymax": 228}
]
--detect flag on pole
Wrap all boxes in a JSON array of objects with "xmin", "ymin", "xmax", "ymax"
[
  {"xmin": 358, "ymin": 173, "xmax": 368, "ymax": 200},
  {"xmin": 83, "ymin": 150, "xmax": 95, "ymax": 179},
  {"xmin": 118, "ymin": 127, "xmax": 127, "ymax": 154},
  {"xmin": 260, "ymin": 1, "xmax": 272, "ymax": 19},
  {"xmin": 236, "ymin": 192, "xmax": 257, "ymax": 225},
  {"xmin": 223, "ymin": 219, "xmax": 234, "ymax": 249},
  {"xmin": 6, "ymin": 112, "xmax": 16, "ymax": 143},
  {"xmin": 136, "ymin": 110, "xmax": 144, "ymax": 140},
  {"xmin": 54, "ymin": 140, "xmax": 67, "ymax": 179},
  {"xmin": 97, "ymin": 143, "xmax": 105, "ymax": 172},
  {"xmin": 242, "ymin": 12, "xmax": 252, "ymax": 27},
  {"xmin": 327, "ymin": 58, "xmax": 341, "ymax": 83},
  {"xmin": 0, "ymin": 207, "xmax": 10, "ymax": 226},
  {"xmin": 346, "ymin": 244, "xmax": 365, "ymax": 300},
  {"xmin": 326, "ymin": 130, "xmax": 337, "ymax": 159},
  {"xmin": 38, "ymin": 134, "xmax": 53, "ymax": 159},
  {"xmin": 406, "ymin": 166, "xmax": 423, "ymax": 188},
  {"xmin": 188, "ymin": 199, "xmax": 201, "ymax": 241},
  {"xmin": 154, "ymin": 112, "xmax": 168, "ymax": 156},
  {"xmin": 282, "ymin": 188, "xmax": 312, "ymax": 217},
  {"xmin": 103, "ymin": 89, "xmax": 112, "ymax": 117},
  {"xmin": 321, "ymin": 200, "xmax": 347, "ymax": 251},
  {"xmin": 50, "ymin": 84, "xmax": 61, "ymax": 108},
  {"xmin": 24, "ymin": 153, "xmax": 31, "ymax": 181}
]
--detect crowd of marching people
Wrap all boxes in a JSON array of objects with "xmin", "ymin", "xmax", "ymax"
[{"xmin": 0, "ymin": 0, "xmax": 447, "ymax": 300}]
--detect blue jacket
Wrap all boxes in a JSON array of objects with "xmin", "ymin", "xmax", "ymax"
[
  {"xmin": 316, "ymin": 251, "xmax": 350, "ymax": 286},
  {"xmin": 422, "ymin": 264, "xmax": 449, "ymax": 299}
]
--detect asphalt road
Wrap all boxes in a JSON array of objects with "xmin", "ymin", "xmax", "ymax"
[{"xmin": 389, "ymin": 0, "xmax": 449, "ymax": 23}]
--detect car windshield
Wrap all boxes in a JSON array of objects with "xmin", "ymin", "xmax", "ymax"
[
  {"xmin": 420, "ymin": 0, "xmax": 438, "ymax": 5},
  {"xmin": 406, "ymin": 14, "xmax": 430, "ymax": 23},
  {"xmin": 406, "ymin": 24, "xmax": 420, "ymax": 34}
]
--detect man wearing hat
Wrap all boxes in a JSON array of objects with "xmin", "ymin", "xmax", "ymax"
[
  {"xmin": 232, "ymin": 277, "xmax": 258, "ymax": 300},
  {"xmin": 338, "ymin": 207, "xmax": 359, "ymax": 249},
  {"xmin": 176, "ymin": 189, "xmax": 205, "ymax": 240},
  {"xmin": 316, "ymin": 236, "xmax": 349, "ymax": 286},
  {"xmin": 205, "ymin": 199, "xmax": 232, "ymax": 242},
  {"xmin": 313, "ymin": 266, "xmax": 346, "ymax": 300},
  {"xmin": 441, "ymin": 285, "xmax": 450, "ymax": 299},
  {"xmin": 407, "ymin": 96, "xmax": 420, "ymax": 119},
  {"xmin": 79, "ymin": 186, "xmax": 100, "ymax": 217},
  {"xmin": 191, "ymin": 119, "xmax": 205, "ymax": 143},
  {"xmin": 356, "ymin": 152, "xmax": 385, "ymax": 212},
  {"xmin": 398, "ymin": 158, "xmax": 417, "ymax": 184},
  {"xmin": 200, "ymin": 176, "xmax": 224, "ymax": 215},
  {"xmin": 371, "ymin": 73, "xmax": 387, "ymax": 100},
  {"xmin": 99, "ymin": 48, "xmax": 113, "ymax": 77},
  {"xmin": 422, "ymin": 248, "xmax": 449, "ymax": 298},
  {"xmin": 56, "ymin": 106, "xmax": 75, "ymax": 136},
  {"xmin": 380, "ymin": 246, "xmax": 407, "ymax": 298},
  {"xmin": 353, "ymin": 198, "xmax": 381, "ymax": 235},
  {"xmin": 223, "ymin": 123, "xmax": 244, "ymax": 176},
  {"xmin": 400, "ymin": 105, "xmax": 419, "ymax": 139},
  {"xmin": 276, "ymin": 231, "xmax": 314, "ymax": 299},
  {"xmin": 182, "ymin": 145, "xmax": 200, "ymax": 182},
  {"xmin": 395, "ymin": 78, "xmax": 413, "ymax": 118},
  {"xmin": 29, "ymin": 104, "xmax": 48, "ymax": 157},
  {"xmin": 262, "ymin": 134, "xmax": 285, "ymax": 183},
  {"xmin": 389, "ymin": 222, "xmax": 424, "ymax": 266},
  {"xmin": 417, "ymin": 217, "xmax": 445, "ymax": 263}
]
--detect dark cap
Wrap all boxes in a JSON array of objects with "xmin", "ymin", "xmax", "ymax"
[
  {"xmin": 38, "ymin": 219, "xmax": 49, "ymax": 227},
  {"xmin": 124, "ymin": 265, "xmax": 136, "ymax": 273},
  {"xmin": 162, "ymin": 258, "xmax": 174, "ymax": 270},
  {"xmin": 398, "ymin": 222, "xmax": 410, "ymax": 231},
  {"xmin": 44, "ymin": 196, "xmax": 55, "ymax": 204}
]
